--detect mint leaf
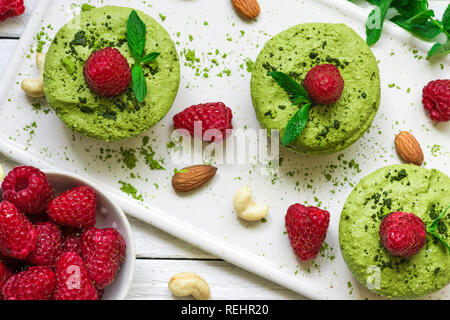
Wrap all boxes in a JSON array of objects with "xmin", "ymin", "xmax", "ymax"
[
  {"xmin": 442, "ymin": 4, "xmax": 450, "ymax": 34},
  {"xmin": 127, "ymin": 10, "xmax": 147, "ymax": 61},
  {"xmin": 391, "ymin": 10, "xmax": 442, "ymax": 39},
  {"xmin": 269, "ymin": 71, "xmax": 310, "ymax": 105},
  {"xmin": 428, "ymin": 40, "xmax": 450, "ymax": 57},
  {"xmin": 366, "ymin": 0, "xmax": 393, "ymax": 46},
  {"xmin": 282, "ymin": 103, "xmax": 311, "ymax": 146},
  {"xmin": 428, "ymin": 231, "xmax": 450, "ymax": 253},
  {"xmin": 141, "ymin": 52, "xmax": 160, "ymax": 64},
  {"xmin": 427, "ymin": 205, "xmax": 450, "ymax": 253},
  {"xmin": 132, "ymin": 64, "xmax": 147, "ymax": 102}
]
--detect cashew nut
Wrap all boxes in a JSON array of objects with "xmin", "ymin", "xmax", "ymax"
[
  {"xmin": 0, "ymin": 164, "xmax": 4, "ymax": 183},
  {"xmin": 21, "ymin": 52, "xmax": 46, "ymax": 98},
  {"xmin": 233, "ymin": 185, "xmax": 269, "ymax": 221},
  {"xmin": 168, "ymin": 272, "xmax": 210, "ymax": 300}
]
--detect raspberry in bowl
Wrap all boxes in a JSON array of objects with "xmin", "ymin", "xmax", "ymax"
[{"xmin": 0, "ymin": 166, "xmax": 135, "ymax": 300}]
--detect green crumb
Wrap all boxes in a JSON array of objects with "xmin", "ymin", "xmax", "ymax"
[
  {"xmin": 166, "ymin": 141, "xmax": 176, "ymax": 149},
  {"xmin": 189, "ymin": 35, "xmax": 194, "ymax": 42},
  {"xmin": 119, "ymin": 181, "xmax": 143, "ymax": 201},
  {"xmin": 245, "ymin": 58, "xmax": 254, "ymax": 72},
  {"xmin": 81, "ymin": 4, "xmax": 95, "ymax": 12},
  {"xmin": 261, "ymin": 218, "xmax": 268, "ymax": 223},
  {"xmin": 159, "ymin": 13, "xmax": 166, "ymax": 22},
  {"xmin": 61, "ymin": 57, "xmax": 76, "ymax": 75},
  {"xmin": 430, "ymin": 144, "xmax": 441, "ymax": 157},
  {"xmin": 185, "ymin": 50, "xmax": 199, "ymax": 62},
  {"xmin": 120, "ymin": 148, "xmax": 138, "ymax": 170}
]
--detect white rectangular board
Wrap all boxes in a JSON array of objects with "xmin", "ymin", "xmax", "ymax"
[{"xmin": 0, "ymin": 0, "xmax": 449, "ymax": 299}]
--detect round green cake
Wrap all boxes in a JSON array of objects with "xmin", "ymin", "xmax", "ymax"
[
  {"xmin": 339, "ymin": 164, "xmax": 450, "ymax": 298},
  {"xmin": 251, "ymin": 23, "xmax": 380, "ymax": 154},
  {"xmin": 44, "ymin": 6, "xmax": 180, "ymax": 141}
]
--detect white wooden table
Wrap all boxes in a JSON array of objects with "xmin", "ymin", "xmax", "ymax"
[{"xmin": 0, "ymin": 0, "xmax": 304, "ymax": 300}]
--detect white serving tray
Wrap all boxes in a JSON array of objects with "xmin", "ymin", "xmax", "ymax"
[{"xmin": 0, "ymin": 0, "xmax": 449, "ymax": 299}]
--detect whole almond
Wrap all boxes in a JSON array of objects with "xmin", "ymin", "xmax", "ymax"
[
  {"xmin": 172, "ymin": 165, "xmax": 217, "ymax": 192},
  {"xmin": 232, "ymin": 0, "xmax": 260, "ymax": 19},
  {"xmin": 395, "ymin": 131, "xmax": 424, "ymax": 166}
]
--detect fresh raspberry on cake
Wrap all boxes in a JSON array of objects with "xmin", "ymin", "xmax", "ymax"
[
  {"xmin": 81, "ymin": 227, "xmax": 126, "ymax": 289},
  {"xmin": 285, "ymin": 204, "xmax": 330, "ymax": 261},
  {"xmin": 2, "ymin": 266, "xmax": 56, "ymax": 300},
  {"xmin": 1, "ymin": 166, "xmax": 53, "ymax": 215},
  {"xmin": 304, "ymin": 64, "xmax": 344, "ymax": 105},
  {"xmin": 422, "ymin": 79, "xmax": 450, "ymax": 122},
  {"xmin": 173, "ymin": 102, "xmax": 233, "ymax": 142},
  {"xmin": 0, "ymin": 201, "xmax": 37, "ymax": 260},
  {"xmin": 54, "ymin": 251, "xmax": 98, "ymax": 300},
  {"xmin": 83, "ymin": 47, "xmax": 132, "ymax": 97},
  {"xmin": 379, "ymin": 211, "xmax": 427, "ymax": 257},
  {"xmin": 27, "ymin": 221, "xmax": 62, "ymax": 267},
  {"xmin": 47, "ymin": 186, "xmax": 97, "ymax": 228},
  {"xmin": 0, "ymin": 0, "xmax": 25, "ymax": 22}
]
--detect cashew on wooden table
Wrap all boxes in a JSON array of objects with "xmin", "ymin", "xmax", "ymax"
[
  {"xmin": 168, "ymin": 272, "xmax": 211, "ymax": 300},
  {"xmin": 21, "ymin": 52, "xmax": 46, "ymax": 98},
  {"xmin": 233, "ymin": 185, "xmax": 269, "ymax": 221}
]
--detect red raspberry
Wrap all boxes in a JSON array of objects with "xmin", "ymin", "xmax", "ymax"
[
  {"xmin": 1, "ymin": 166, "xmax": 53, "ymax": 215},
  {"xmin": 27, "ymin": 221, "xmax": 62, "ymax": 267},
  {"xmin": 285, "ymin": 204, "xmax": 330, "ymax": 261},
  {"xmin": 0, "ymin": 260, "xmax": 12, "ymax": 299},
  {"xmin": 61, "ymin": 227, "xmax": 83, "ymax": 256},
  {"xmin": 173, "ymin": 102, "xmax": 233, "ymax": 142},
  {"xmin": 47, "ymin": 186, "xmax": 97, "ymax": 228},
  {"xmin": 81, "ymin": 227, "xmax": 126, "ymax": 289},
  {"xmin": 422, "ymin": 79, "xmax": 450, "ymax": 122},
  {"xmin": 54, "ymin": 251, "xmax": 98, "ymax": 300},
  {"xmin": 304, "ymin": 64, "xmax": 344, "ymax": 105},
  {"xmin": 379, "ymin": 211, "xmax": 426, "ymax": 257},
  {"xmin": 0, "ymin": 201, "xmax": 37, "ymax": 260},
  {"xmin": 2, "ymin": 266, "xmax": 56, "ymax": 300},
  {"xmin": 83, "ymin": 47, "xmax": 131, "ymax": 97},
  {"xmin": 0, "ymin": 0, "xmax": 25, "ymax": 22}
]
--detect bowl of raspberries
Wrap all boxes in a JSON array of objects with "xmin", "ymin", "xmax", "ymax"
[{"xmin": 0, "ymin": 166, "xmax": 135, "ymax": 300}]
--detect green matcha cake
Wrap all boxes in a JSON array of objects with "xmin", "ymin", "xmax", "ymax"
[
  {"xmin": 251, "ymin": 23, "xmax": 380, "ymax": 154},
  {"xmin": 339, "ymin": 164, "xmax": 450, "ymax": 298},
  {"xmin": 44, "ymin": 6, "xmax": 180, "ymax": 141}
]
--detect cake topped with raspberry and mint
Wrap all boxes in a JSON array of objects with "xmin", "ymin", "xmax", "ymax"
[{"xmin": 43, "ymin": 6, "xmax": 180, "ymax": 141}]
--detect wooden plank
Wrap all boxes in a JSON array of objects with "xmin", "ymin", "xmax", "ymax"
[
  {"xmin": 0, "ymin": 0, "xmax": 38, "ymax": 38},
  {"xmin": 128, "ymin": 259, "xmax": 305, "ymax": 300}
]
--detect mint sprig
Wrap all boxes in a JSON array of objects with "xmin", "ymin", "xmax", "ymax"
[
  {"xmin": 365, "ymin": 0, "xmax": 393, "ymax": 46},
  {"xmin": 268, "ymin": 71, "xmax": 312, "ymax": 146},
  {"xmin": 127, "ymin": 10, "xmax": 160, "ymax": 102},
  {"xmin": 427, "ymin": 204, "xmax": 450, "ymax": 253},
  {"xmin": 355, "ymin": 1, "xmax": 450, "ymax": 58}
]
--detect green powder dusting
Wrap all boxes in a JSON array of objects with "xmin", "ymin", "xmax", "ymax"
[
  {"xmin": 119, "ymin": 181, "xmax": 143, "ymax": 201},
  {"xmin": 120, "ymin": 148, "xmax": 138, "ymax": 170}
]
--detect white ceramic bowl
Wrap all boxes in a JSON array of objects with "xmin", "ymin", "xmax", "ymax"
[{"xmin": 45, "ymin": 170, "xmax": 135, "ymax": 300}]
